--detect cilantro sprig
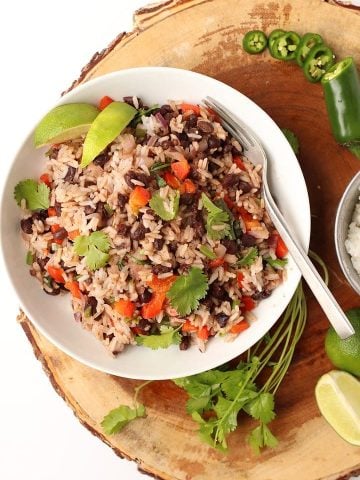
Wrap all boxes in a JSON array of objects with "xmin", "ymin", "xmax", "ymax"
[
  {"xmin": 74, "ymin": 231, "xmax": 111, "ymax": 270},
  {"xmin": 14, "ymin": 179, "xmax": 50, "ymax": 211},
  {"xmin": 236, "ymin": 247, "xmax": 259, "ymax": 267},
  {"xmin": 166, "ymin": 267, "xmax": 209, "ymax": 316},
  {"xmin": 136, "ymin": 325, "xmax": 181, "ymax": 350},
  {"xmin": 201, "ymin": 193, "xmax": 231, "ymax": 240},
  {"xmin": 265, "ymin": 257, "xmax": 288, "ymax": 269},
  {"xmin": 149, "ymin": 188, "xmax": 180, "ymax": 221}
]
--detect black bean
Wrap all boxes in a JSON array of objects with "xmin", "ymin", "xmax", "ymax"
[
  {"xmin": 154, "ymin": 238, "xmax": 165, "ymax": 250},
  {"xmin": 43, "ymin": 287, "xmax": 60, "ymax": 296},
  {"xmin": 232, "ymin": 145, "xmax": 242, "ymax": 155},
  {"xmin": 64, "ymin": 166, "xmax": 76, "ymax": 182},
  {"xmin": 197, "ymin": 119, "xmax": 214, "ymax": 134},
  {"xmin": 252, "ymin": 290, "xmax": 272, "ymax": 300},
  {"xmin": 20, "ymin": 217, "xmax": 33, "ymax": 234},
  {"xmin": 178, "ymin": 132, "xmax": 190, "ymax": 148},
  {"xmin": 32, "ymin": 209, "xmax": 48, "ymax": 221},
  {"xmin": 96, "ymin": 201, "xmax": 106, "ymax": 218},
  {"xmin": 53, "ymin": 227, "xmax": 67, "ymax": 241},
  {"xmin": 159, "ymin": 104, "xmax": 173, "ymax": 115},
  {"xmin": 180, "ymin": 335, "xmax": 190, "ymax": 351},
  {"xmin": 54, "ymin": 201, "xmax": 62, "ymax": 216},
  {"xmin": 238, "ymin": 181, "xmax": 252, "ymax": 194},
  {"xmin": 221, "ymin": 239, "xmax": 238, "ymax": 254},
  {"xmin": 37, "ymin": 257, "xmax": 49, "ymax": 270},
  {"xmin": 210, "ymin": 282, "xmax": 229, "ymax": 301},
  {"xmin": 164, "ymin": 112, "xmax": 177, "ymax": 123},
  {"xmin": 117, "ymin": 223, "xmax": 130, "ymax": 236},
  {"xmin": 131, "ymin": 223, "xmax": 148, "ymax": 241},
  {"xmin": 187, "ymin": 114, "xmax": 198, "ymax": 128},
  {"xmin": 84, "ymin": 180, "xmax": 97, "ymax": 187},
  {"xmin": 215, "ymin": 313, "xmax": 229, "ymax": 328},
  {"xmin": 85, "ymin": 296, "xmax": 98, "ymax": 316},
  {"xmin": 241, "ymin": 233, "xmax": 257, "ymax": 247},
  {"xmin": 208, "ymin": 161, "xmax": 218, "ymax": 173},
  {"xmin": 223, "ymin": 144, "xmax": 233, "ymax": 153},
  {"xmin": 152, "ymin": 264, "xmax": 172, "ymax": 275},
  {"xmin": 118, "ymin": 194, "xmax": 128, "ymax": 208},
  {"xmin": 138, "ymin": 288, "xmax": 152, "ymax": 304},
  {"xmin": 180, "ymin": 193, "xmax": 195, "ymax": 206},
  {"xmin": 223, "ymin": 173, "xmax": 242, "ymax": 189},
  {"xmin": 93, "ymin": 153, "xmax": 108, "ymax": 168},
  {"xmin": 103, "ymin": 332, "xmax": 115, "ymax": 341},
  {"xmin": 198, "ymin": 138, "xmax": 208, "ymax": 152},
  {"xmin": 167, "ymin": 242, "xmax": 177, "ymax": 254},
  {"xmin": 123, "ymin": 96, "xmax": 143, "ymax": 108},
  {"xmin": 208, "ymin": 136, "xmax": 221, "ymax": 149},
  {"xmin": 84, "ymin": 205, "xmax": 96, "ymax": 215},
  {"xmin": 125, "ymin": 171, "xmax": 149, "ymax": 188},
  {"xmin": 138, "ymin": 318, "xmax": 152, "ymax": 331},
  {"xmin": 202, "ymin": 295, "xmax": 213, "ymax": 310}
]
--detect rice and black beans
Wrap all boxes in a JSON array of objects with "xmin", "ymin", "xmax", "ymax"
[{"xmin": 19, "ymin": 97, "xmax": 286, "ymax": 354}]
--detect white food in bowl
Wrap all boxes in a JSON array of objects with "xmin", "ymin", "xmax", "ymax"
[
  {"xmin": 345, "ymin": 191, "xmax": 360, "ymax": 275},
  {"xmin": 0, "ymin": 67, "xmax": 310, "ymax": 379}
]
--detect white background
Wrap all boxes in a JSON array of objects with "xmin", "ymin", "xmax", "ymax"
[
  {"xmin": 0, "ymin": 1, "xmax": 149, "ymax": 479},
  {"xmin": 1, "ymin": 1, "xmax": 359, "ymax": 480}
]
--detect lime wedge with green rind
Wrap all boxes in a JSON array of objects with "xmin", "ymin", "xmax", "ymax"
[
  {"xmin": 81, "ymin": 101, "xmax": 137, "ymax": 168},
  {"xmin": 315, "ymin": 370, "xmax": 360, "ymax": 446},
  {"xmin": 34, "ymin": 103, "xmax": 100, "ymax": 147}
]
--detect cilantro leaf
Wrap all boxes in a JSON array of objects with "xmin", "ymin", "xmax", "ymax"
[
  {"xmin": 237, "ymin": 247, "xmax": 258, "ymax": 267},
  {"xmin": 186, "ymin": 396, "xmax": 211, "ymax": 414},
  {"xmin": 199, "ymin": 245, "xmax": 217, "ymax": 259},
  {"xmin": 101, "ymin": 404, "xmax": 146, "ymax": 435},
  {"xmin": 265, "ymin": 257, "xmax": 288, "ymax": 269},
  {"xmin": 132, "ymin": 104, "xmax": 160, "ymax": 126},
  {"xmin": 245, "ymin": 392, "xmax": 275, "ymax": 424},
  {"xmin": 166, "ymin": 267, "xmax": 209, "ymax": 316},
  {"xmin": 150, "ymin": 160, "xmax": 171, "ymax": 174},
  {"xmin": 14, "ymin": 179, "xmax": 50, "ymax": 211},
  {"xmin": 214, "ymin": 199, "xmax": 237, "ymax": 240},
  {"xmin": 149, "ymin": 188, "xmax": 179, "ymax": 221},
  {"xmin": 74, "ymin": 231, "xmax": 111, "ymax": 271},
  {"xmin": 201, "ymin": 193, "xmax": 230, "ymax": 240},
  {"xmin": 281, "ymin": 128, "xmax": 299, "ymax": 155},
  {"xmin": 156, "ymin": 175, "xmax": 167, "ymax": 188},
  {"xmin": 135, "ymin": 325, "xmax": 181, "ymax": 350},
  {"xmin": 247, "ymin": 423, "xmax": 278, "ymax": 455}
]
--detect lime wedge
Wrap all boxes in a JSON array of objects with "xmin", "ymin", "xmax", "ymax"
[
  {"xmin": 81, "ymin": 101, "xmax": 137, "ymax": 168},
  {"xmin": 315, "ymin": 370, "xmax": 360, "ymax": 446},
  {"xmin": 34, "ymin": 103, "xmax": 100, "ymax": 147}
]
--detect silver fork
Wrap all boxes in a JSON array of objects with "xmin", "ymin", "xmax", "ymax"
[{"xmin": 204, "ymin": 96, "xmax": 354, "ymax": 339}]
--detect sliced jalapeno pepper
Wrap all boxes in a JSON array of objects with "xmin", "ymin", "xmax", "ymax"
[
  {"xmin": 271, "ymin": 31, "xmax": 301, "ymax": 61},
  {"xmin": 322, "ymin": 57, "xmax": 360, "ymax": 158},
  {"xmin": 303, "ymin": 44, "xmax": 334, "ymax": 82},
  {"xmin": 296, "ymin": 32, "xmax": 323, "ymax": 67},
  {"xmin": 268, "ymin": 29, "xmax": 285, "ymax": 53},
  {"xmin": 242, "ymin": 30, "xmax": 268, "ymax": 54}
]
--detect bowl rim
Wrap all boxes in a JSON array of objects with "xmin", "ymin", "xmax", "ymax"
[
  {"xmin": 334, "ymin": 171, "xmax": 360, "ymax": 296},
  {"xmin": 0, "ymin": 66, "xmax": 311, "ymax": 379}
]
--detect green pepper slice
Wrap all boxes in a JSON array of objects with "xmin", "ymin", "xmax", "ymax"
[
  {"xmin": 303, "ymin": 44, "xmax": 334, "ymax": 83},
  {"xmin": 321, "ymin": 57, "xmax": 360, "ymax": 158},
  {"xmin": 296, "ymin": 32, "xmax": 323, "ymax": 67},
  {"xmin": 271, "ymin": 31, "xmax": 301, "ymax": 61},
  {"xmin": 268, "ymin": 29, "xmax": 285, "ymax": 53},
  {"xmin": 242, "ymin": 30, "xmax": 268, "ymax": 54}
]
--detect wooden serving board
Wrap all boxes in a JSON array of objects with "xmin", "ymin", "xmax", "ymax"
[{"xmin": 20, "ymin": 1, "xmax": 360, "ymax": 479}]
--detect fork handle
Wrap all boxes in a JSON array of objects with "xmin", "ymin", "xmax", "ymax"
[{"xmin": 263, "ymin": 186, "xmax": 354, "ymax": 339}]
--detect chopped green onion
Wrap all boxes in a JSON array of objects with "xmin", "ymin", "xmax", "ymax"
[
  {"xmin": 150, "ymin": 161, "xmax": 171, "ymax": 174},
  {"xmin": 26, "ymin": 251, "xmax": 34, "ymax": 265},
  {"xmin": 84, "ymin": 306, "xmax": 92, "ymax": 317},
  {"xmin": 199, "ymin": 245, "xmax": 217, "ymax": 259},
  {"xmin": 104, "ymin": 204, "xmax": 114, "ymax": 217},
  {"xmin": 265, "ymin": 257, "xmax": 288, "ymax": 269}
]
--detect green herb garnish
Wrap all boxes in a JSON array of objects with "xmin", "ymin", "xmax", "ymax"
[
  {"xmin": 199, "ymin": 245, "xmax": 217, "ymax": 260},
  {"xmin": 167, "ymin": 267, "xmax": 208, "ymax": 316},
  {"xmin": 136, "ymin": 325, "xmax": 181, "ymax": 350},
  {"xmin": 74, "ymin": 231, "xmax": 111, "ymax": 271},
  {"xmin": 104, "ymin": 203, "xmax": 114, "ymax": 217},
  {"xmin": 281, "ymin": 128, "xmax": 299, "ymax": 155},
  {"xmin": 150, "ymin": 160, "xmax": 171, "ymax": 174},
  {"xmin": 132, "ymin": 104, "xmax": 159, "ymax": 126},
  {"xmin": 156, "ymin": 175, "xmax": 167, "ymax": 188},
  {"xmin": 265, "ymin": 257, "xmax": 288, "ymax": 269},
  {"xmin": 149, "ymin": 188, "xmax": 179, "ymax": 221},
  {"xmin": 14, "ymin": 179, "xmax": 50, "ymax": 211},
  {"xmin": 26, "ymin": 251, "xmax": 34, "ymax": 265},
  {"xmin": 201, "ymin": 193, "xmax": 230, "ymax": 240},
  {"xmin": 237, "ymin": 247, "xmax": 258, "ymax": 267}
]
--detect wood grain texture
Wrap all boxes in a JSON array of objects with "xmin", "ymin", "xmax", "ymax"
[{"xmin": 20, "ymin": 0, "xmax": 360, "ymax": 479}]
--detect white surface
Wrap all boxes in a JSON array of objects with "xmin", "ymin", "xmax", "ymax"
[
  {"xmin": 0, "ymin": 1, "xmax": 358, "ymax": 480},
  {"xmin": 1, "ymin": 66, "xmax": 310, "ymax": 379}
]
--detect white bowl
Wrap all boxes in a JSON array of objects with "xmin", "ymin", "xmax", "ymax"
[{"xmin": 0, "ymin": 67, "xmax": 310, "ymax": 380}]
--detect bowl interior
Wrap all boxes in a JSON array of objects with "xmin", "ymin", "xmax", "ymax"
[
  {"xmin": 335, "ymin": 171, "xmax": 360, "ymax": 295},
  {"xmin": 0, "ymin": 67, "xmax": 310, "ymax": 379}
]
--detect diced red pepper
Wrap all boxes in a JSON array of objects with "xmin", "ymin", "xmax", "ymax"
[
  {"xmin": 276, "ymin": 234, "xmax": 288, "ymax": 259},
  {"xmin": 64, "ymin": 281, "xmax": 82, "ymax": 299},
  {"xmin": 129, "ymin": 186, "xmax": 151, "ymax": 214},
  {"xmin": 242, "ymin": 296, "xmax": 256, "ymax": 312},
  {"xmin": 148, "ymin": 275, "xmax": 177, "ymax": 293},
  {"xmin": 223, "ymin": 194, "xmax": 235, "ymax": 210},
  {"xmin": 230, "ymin": 321, "xmax": 249, "ymax": 334},
  {"xmin": 131, "ymin": 326, "xmax": 145, "ymax": 336},
  {"xmin": 39, "ymin": 173, "xmax": 52, "ymax": 187},
  {"xmin": 197, "ymin": 325, "xmax": 210, "ymax": 340},
  {"xmin": 99, "ymin": 95, "xmax": 114, "ymax": 110},
  {"xmin": 50, "ymin": 224, "xmax": 67, "ymax": 244},
  {"xmin": 114, "ymin": 299, "xmax": 136, "ymax": 318},
  {"xmin": 238, "ymin": 207, "xmax": 261, "ymax": 231},
  {"xmin": 233, "ymin": 156, "xmax": 246, "ymax": 171},
  {"xmin": 209, "ymin": 257, "xmax": 225, "ymax": 269},
  {"xmin": 171, "ymin": 158, "xmax": 190, "ymax": 181},
  {"xmin": 180, "ymin": 103, "xmax": 201, "ymax": 116},
  {"xmin": 141, "ymin": 292, "xmax": 165, "ymax": 319},
  {"xmin": 205, "ymin": 107, "xmax": 220, "ymax": 122},
  {"xmin": 182, "ymin": 319, "xmax": 198, "ymax": 333},
  {"xmin": 47, "ymin": 207, "xmax": 57, "ymax": 217},
  {"xmin": 68, "ymin": 229, "xmax": 80, "ymax": 241},
  {"xmin": 164, "ymin": 171, "xmax": 181, "ymax": 189},
  {"xmin": 237, "ymin": 271, "xmax": 244, "ymax": 288},
  {"xmin": 181, "ymin": 179, "xmax": 196, "ymax": 194},
  {"xmin": 47, "ymin": 265, "xmax": 65, "ymax": 284}
]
